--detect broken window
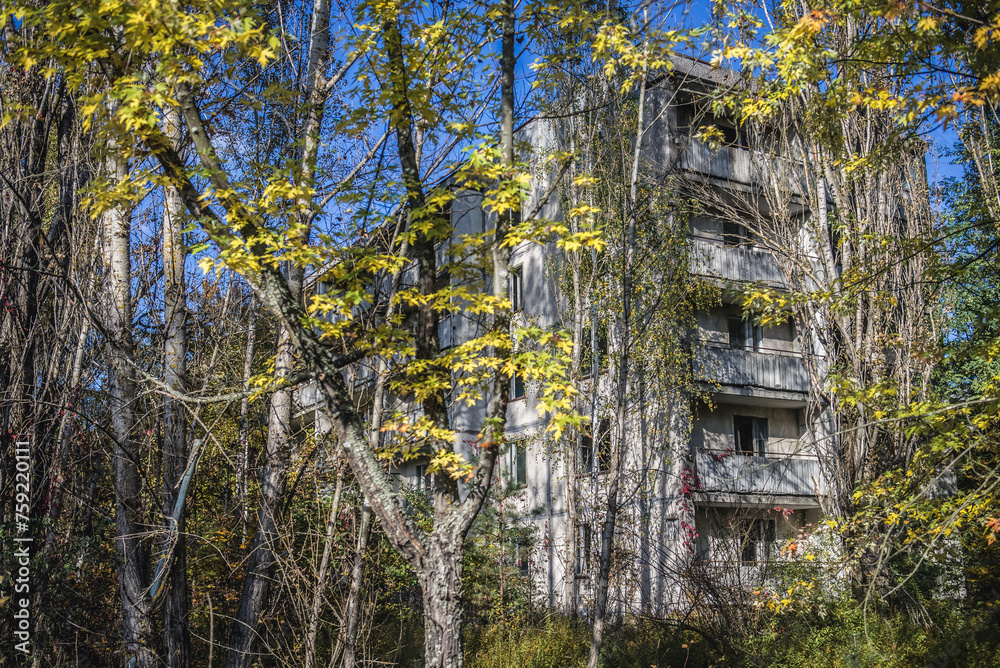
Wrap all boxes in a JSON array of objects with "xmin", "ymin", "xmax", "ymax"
[
  {"xmin": 733, "ymin": 415, "xmax": 768, "ymax": 456},
  {"xmin": 738, "ymin": 518, "xmax": 776, "ymax": 563},
  {"xmin": 722, "ymin": 221, "xmax": 753, "ymax": 246}
]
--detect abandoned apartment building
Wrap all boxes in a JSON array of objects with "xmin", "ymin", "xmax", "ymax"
[{"xmin": 297, "ymin": 57, "xmax": 834, "ymax": 616}]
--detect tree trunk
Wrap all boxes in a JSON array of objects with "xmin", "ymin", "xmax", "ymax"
[
  {"xmin": 104, "ymin": 144, "xmax": 157, "ymax": 668},
  {"xmin": 420, "ymin": 543, "xmax": 465, "ymax": 668},
  {"xmin": 563, "ymin": 243, "xmax": 584, "ymax": 615},
  {"xmin": 155, "ymin": 2, "xmax": 519, "ymax": 664},
  {"xmin": 237, "ymin": 302, "xmax": 257, "ymax": 534},
  {"xmin": 224, "ymin": 0, "xmax": 330, "ymax": 661},
  {"xmin": 340, "ymin": 502, "xmax": 373, "ymax": 668},
  {"xmin": 162, "ymin": 105, "xmax": 191, "ymax": 668},
  {"xmin": 32, "ymin": 318, "xmax": 88, "ymax": 668},
  {"xmin": 339, "ymin": 315, "xmax": 394, "ymax": 668}
]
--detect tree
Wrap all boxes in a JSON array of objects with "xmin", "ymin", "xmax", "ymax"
[
  {"xmin": 937, "ymin": 121, "xmax": 1000, "ymax": 402},
  {"xmin": 161, "ymin": 105, "xmax": 191, "ymax": 668},
  {"xmin": 5, "ymin": 0, "xmax": 621, "ymax": 664}
]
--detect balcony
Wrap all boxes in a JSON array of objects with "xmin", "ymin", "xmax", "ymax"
[
  {"xmin": 693, "ymin": 342, "xmax": 809, "ymax": 396},
  {"xmin": 689, "ymin": 235, "xmax": 784, "ymax": 287},
  {"xmin": 678, "ymin": 139, "xmax": 807, "ymax": 192},
  {"xmin": 695, "ymin": 450, "xmax": 826, "ymax": 498},
  {"xmin": 681, "ymin": 139, "xmax": 755, "ymax": 183}
]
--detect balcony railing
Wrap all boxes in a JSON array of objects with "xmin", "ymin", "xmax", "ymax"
[
  {"xmin": 689, "ymin": 235, "xmax": 785, "ymax": 287},
  {"xmin": 681, "ymin": 139, "xmax": 755, "ymax": 183},
  {"xmin": 693, "ymin": 342, "xmax": 809, "ymax": 394},
  {"xmin": 695, "ymin": 450, "xmax": 826, "ymax": 497},
  {"xmin": 678, "ymin": 138, "xmax": 807, "ymax": 192}
]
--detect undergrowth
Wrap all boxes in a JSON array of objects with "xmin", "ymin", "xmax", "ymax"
[{"xmin": 458, "ymin": 603, "xmax": 1000, "ymax": 668}]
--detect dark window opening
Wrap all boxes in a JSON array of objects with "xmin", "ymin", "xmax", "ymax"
[
  {"xmin": 719, "ymin": 121, "xmax": 743, "ymax": 147},
  {"xmin": 728, "ymin": 315, "xmax": 763, "ymax": 351},
  {"xmin": 677, "ymin": 98, "xmax": 697, "ymax": 132},
  {"xmin": 596, "ymin": 418, "xmax": 612, "ymax": 472},
  {"xmin": 415, "ymin": 464, "xmax": 430, "ymax": 492},
  {"xmin": 676, "ymin": 91, "xmax": 750, "ymax": 149},
  {"xmin": 739, "ymin": 518, "xmax": 776, "ymax": 563},
  {"xmin": 510, "ymin": 265, "xmax": 523, "ymax": 312},
  {"xmin": 722, "ymin": 221, "xmax": 752, "ymax": 246},
  {"xmin": 580, "ymin": 431, "xmax": 593, "ymax": 474},
  {"xmin": 511, "ymin": 535, "xmax": 531, "ymax": 576},
  {"xmin": 581, "ymin": 418, "xmax": 612, "ymax": 473},
  {"xmin": 511, "ymin": 443, "xmax": 527, "ymax": 487},
  {"xmin": 431, "ymin": 199, "xmax": 456, "ymax": 285},
  {"xmin": 434, "ymin": 267, "xmax": 451, "ymax": 293},
  {"xmin": 582, "ymin": 320, "xmax": 609, "ymax": 374},
  {"xmin": 511, "ymin": 372, "xmax": 526, "ymax": 400},
  {"xmin": 734, "ymin": 415, "xmax": 768, "ymax": 456}
]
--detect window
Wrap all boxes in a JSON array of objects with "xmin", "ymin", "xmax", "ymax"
[
  {"xmin": 580, "ymin": 418, "xmax": 612, "ymax": 473},
  {"xmin": 728, "ymin": 316, "xmax": 763, "ymax": 351},
  {"xmin": 733, "ymin": 415, "xmax": 768, "ymax": 456},
  {"xmin": 511, "ymin": 535, "xmax": 531, "ymax": 576},
  {"xmin": 596, "ymin": 419, "xmax": 612, "ymax": 472},
  {"xmin": 510, "ymin": 265, "xmax": 523, "ymax": 312},
  {"xmin": 433, "ymin": 199, "xmax": 455, "ymax": 269},
  {"xmin": 511, "ymin": 372, "xmax": 526, "ymax": 400},
  {"xmin": 415, "ymin": 464, "xmax": 430, "ymax": 491},
  {"xmin": 581, "ymin": 320, "xmax": 609, "ymax": 374},
  {"xmin": 722, "ymin": 221, "xmax": 752, "ymax": 246},
  {"xmin": 738, "ymin": 518, "xmax": 776, "ymax": 563},
  {"xmin": 580, "ymin": 430, "xmax": 593, "ymax": 474},
  {"xmin": 510, "ymin": 443, "xmax": 527, "ymax": 487},
  {"xmin": 575, "ymin": 525, "xmax": 592, "ymax": 575}
]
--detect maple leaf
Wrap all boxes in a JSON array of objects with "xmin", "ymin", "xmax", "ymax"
[{"xmin": 986, "ymin": 517, "xmax": 1000, "ymax": 546}]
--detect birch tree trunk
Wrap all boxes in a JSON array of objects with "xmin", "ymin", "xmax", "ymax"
[
  {"xmin": 563, "ymin": 124, "xmax": 584, "ymax": 616},
  {"xmin": 587, "ymin": 60, "xmax": 646, "ymax": 668},
  {"xmin": 237, "ymin": 304, "xmax": 257, "ymax": 534},
  {"xmin": 224, "ymin": 272, "xmax": 300, "ymax": 668},
  {"xmin": 104, "ymin": 143, "xmax": 157, "ymax": 668},
  {"xmin": 161, "ymin": 104, "xmax": 190, "ymax": 668}
]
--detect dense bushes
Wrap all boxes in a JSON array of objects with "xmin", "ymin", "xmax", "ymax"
[{"xmin": 458, "ymin": 603, "xmax": 1000, "ymax": 668}]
